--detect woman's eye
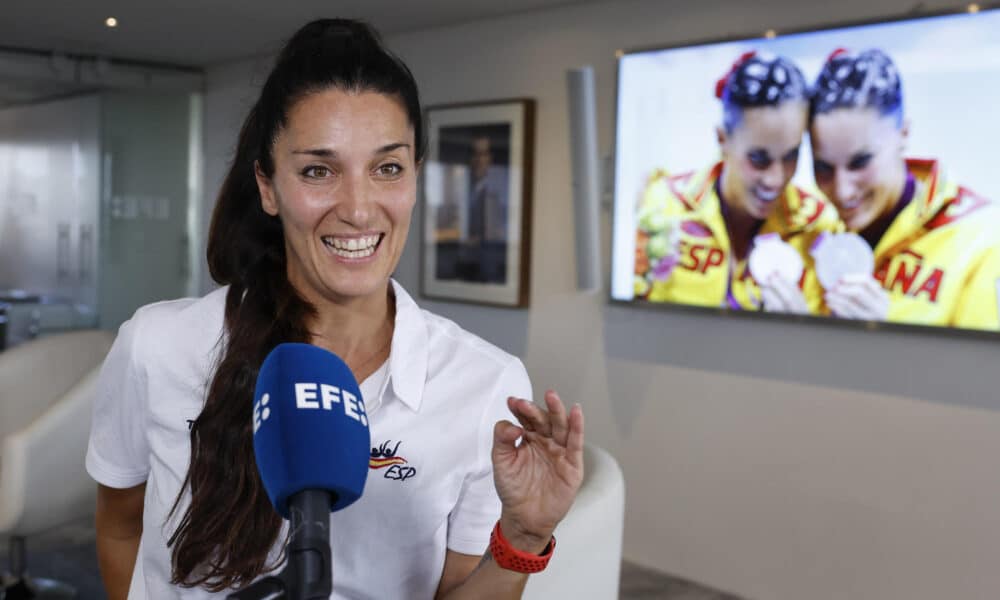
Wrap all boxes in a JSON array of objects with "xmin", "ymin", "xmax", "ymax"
[
  {"xmin": 376, "ymin": 163, "xmax": 403, "ymax": 177},
  {"xmin": 303, "ymin": 166, "xmax": 332, "ymax": 178},
  {"xmin": 746, "ymin": 149, "xmax": 773, "ymax": 170},
  {"xmin": 748, "ymin": 154, "xmax": 772, "ymax": 170},
  {"xmin": 848, "ymin": 154, "xmax": 873, "ymax": 171}
]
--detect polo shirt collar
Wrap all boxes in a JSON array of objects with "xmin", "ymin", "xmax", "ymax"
[{"xmin": 387, "ymin": 279, "xmax": 428, "ymax": 412}]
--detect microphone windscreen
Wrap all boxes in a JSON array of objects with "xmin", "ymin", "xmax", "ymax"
[{"xmin": 253, "ymin": 343, "xmax": 371, "ymax": 518}]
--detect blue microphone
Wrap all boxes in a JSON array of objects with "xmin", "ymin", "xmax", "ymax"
[{"xmin": 229, "ymin": 343, "xmax": 371, "ymax": 600}]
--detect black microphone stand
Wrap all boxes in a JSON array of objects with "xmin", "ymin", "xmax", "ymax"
[{"xmin": 227, "ymin": 490, "xmax": 334, "ymax": 600}]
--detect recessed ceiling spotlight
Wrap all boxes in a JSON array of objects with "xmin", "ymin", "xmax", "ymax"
[
  {"xmin": 764, "ymin": 29, "xmax": 777, "ymax": 39},
  {"xmin": 105, "ymin": 17, "xmax": 118, "ymax": 28},
  {"xmin": 968, "ymin": 3, "xmax": 980, "ymax": 13},
  {"xmin": 615, "ymin": 49, "xmax": 625, "ymax": 59}
]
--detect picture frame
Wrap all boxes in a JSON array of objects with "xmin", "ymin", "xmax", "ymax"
[{"xmin": 420, "ymin": 98, "xmax": 535, "ymax": 307}]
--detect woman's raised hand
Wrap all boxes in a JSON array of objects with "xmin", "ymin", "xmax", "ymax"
[{"xmin": 490, "ymin": 390, "xmax": 585, "ymax": 552}]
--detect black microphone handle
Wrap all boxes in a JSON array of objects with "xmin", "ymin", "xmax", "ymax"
[{"xmin": 286, "ymin": 489, "xmax": 335, "ymax": 600}]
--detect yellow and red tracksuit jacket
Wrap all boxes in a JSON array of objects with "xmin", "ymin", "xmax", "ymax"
[
  {"xmin": 634, "ymin": 161, "xmax": 842, "ymax": 312},
  {"xmin": 870, "ymin": 159, "xmax": 1000, "ymax": 330}
]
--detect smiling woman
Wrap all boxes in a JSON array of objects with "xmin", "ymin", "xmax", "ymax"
[
  {"xmin": 255, "ymin": 89, "xmax": 417, "ymax": 308},
  {"xmin": 809, "ymin": 48, "xmax": 1000, "ymax": 328},
  {"xmin": 85, "ymin": 18, "xmax": 585, "ymax": 600},
  {"xmin": 633, "ymin": 52, "xmax": 841, "ymax": 314}
]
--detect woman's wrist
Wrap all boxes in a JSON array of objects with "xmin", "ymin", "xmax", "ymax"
[{"xmin": 497, "ymin": 514, "xmax": 553, "ymax": 555}]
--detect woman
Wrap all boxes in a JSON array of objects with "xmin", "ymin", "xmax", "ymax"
[
  {"xmin": 635, "ymin": 52, "xmax": 841, "ymax": 314},
  {"xmin": 810, "ymin": 48, "xmax": 1000, "ymax": 329},
  {"xmin": 86, "ymin": 19, "xmax": 584, "ymax": 599}
]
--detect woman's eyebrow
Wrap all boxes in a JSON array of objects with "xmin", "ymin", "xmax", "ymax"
[
  {"xmin": 848, "ymin": 151, "xmax": 874, "ymax": 167},
  {"xmin": 375, "ymin": 142, "xmax": 411, "ymax": 154},
  {"xmin": 291, "ymin": 143, "xmax": 410, "ymax": 157},
  {"xmin": 292, "ymin": 148, "xmax": 337, "ymax": 157}
]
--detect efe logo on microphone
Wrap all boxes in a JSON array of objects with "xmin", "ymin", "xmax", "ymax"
[
  {"xmin": 253, "ymin": 383, "xmax": 368, "ymax": 435},
  {"xmin": 295, "ymin": 383, "xmax": 368, "ymax": 426}
]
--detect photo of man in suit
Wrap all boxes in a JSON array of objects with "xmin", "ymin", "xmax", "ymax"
[{"xmin": 434, "ymin": 124, "xmax": 510, "ymax": 284}]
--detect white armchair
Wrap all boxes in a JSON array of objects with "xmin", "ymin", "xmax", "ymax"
[
  {"xmin": 0, "ymin": 329, "xmax": 115, "ymax": 596},
  {"xmin": 523, "ymin": 443, "xmax": 625, "ymax": 600}
]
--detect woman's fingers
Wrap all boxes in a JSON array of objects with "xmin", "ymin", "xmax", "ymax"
[
  {"xmin": 759, "ymin": 286, "xmax": 781, "ymax": 312},
  {"xmin": 566, "ymin": 403, "xmax": 585, "ymax": 469},
  {"xmin": 500, "ymin": 395, "xmax": 587, "ymax": 478},
  {"xmin": 506, "ymin": 396, "xmax": 533, "ymax": 432},
  {"xmin": 507, "ymin": 392, "xmax": 575, "ymax": 447},
  {"xmin": 508, "ymin": 396, "xmax": 550, "ymax": 436},
  {"xmin": 828, "ymin": 276, "xmax": 889, "ymax": 321},
  {"xmin": 545, "ymin": 390, "xmax": 570, "ymax": 446},
  {"xmin": 826, "ymin": 292, "xmax": 861, "ymax": 319},
  {"xmin": 493, "ymin": 419, "xmax": 523, "ymax": 447},
  {"xmin": 773, "ymin": 276, "xmax": 810, "ymax": 314}
]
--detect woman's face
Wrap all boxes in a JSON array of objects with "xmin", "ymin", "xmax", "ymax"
[
  {"xmin": 256, "ymin": 88, "xmax": 417, "ymax": 305},
  {"xmin": 809, "ymin": 107, "xmax": 907, "ymax": 232},
  {"xmin": 718, "ymin": 101, "xmax": 807, "ymax": 220}
]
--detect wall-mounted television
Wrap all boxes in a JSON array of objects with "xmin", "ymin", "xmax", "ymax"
[{"xmin": 612, "ymin": 7, "xmax": 1000, "ymax": 334}]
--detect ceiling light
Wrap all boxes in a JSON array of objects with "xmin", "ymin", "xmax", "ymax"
[
  {"xmin": 968, "ymin": 3, "xmax": 980, "ymax": 12},
  {"xmin": 764, "ymin": 29, "xmax": 777, "ymax": 39},
  {"xmin": 105, "ymin": 17, "xmax": 118, "ymax": 28}
]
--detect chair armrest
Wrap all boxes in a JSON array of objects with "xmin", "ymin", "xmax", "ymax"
[
  {"xmin": 0, "ymin": 367, "xmax": 101, "ymax": 535},
  {"xmin": 522, "ymin": 444, "xmax": 626, "ymax": 600},
  {"xmin": 0, "ymin": 329, "xmax": 114, "ymax": 440}
]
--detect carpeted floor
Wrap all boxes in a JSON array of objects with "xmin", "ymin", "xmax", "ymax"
[{"xmin": 1, "ymin": 521, "xmax": 744, "ymax": 599}]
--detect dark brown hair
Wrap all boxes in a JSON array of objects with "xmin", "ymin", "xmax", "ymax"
[{"xmin": 166, "ymin": 18, "xmax": 425, "ymax": 591}]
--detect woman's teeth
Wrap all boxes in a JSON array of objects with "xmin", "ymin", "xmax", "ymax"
[
  {"xmin": 322, "ymin": 234, "xmax": 381, "ymax": 259},
  {"xmin": 754, "ymin": 187, "xmax": 779, "ymax": 203}
]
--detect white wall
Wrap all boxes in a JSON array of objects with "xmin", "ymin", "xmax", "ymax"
[{"xmin": 201, "ymin": 1, "xmax": 1000, "ymax": 598}]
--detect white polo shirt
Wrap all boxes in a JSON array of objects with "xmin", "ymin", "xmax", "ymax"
[{"xmin": 85, "ymin": 280, "xmax": 529, "ymax": 599}]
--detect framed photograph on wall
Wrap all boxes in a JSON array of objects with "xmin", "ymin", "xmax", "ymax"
[{"xmin": 420, "ymin": 99, "xmax": 535, "ymax": 307}]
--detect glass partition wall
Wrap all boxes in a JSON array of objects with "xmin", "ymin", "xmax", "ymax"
[{"xmin": 0, "ymin": 57, "xmax": 203, "ymax": 348}]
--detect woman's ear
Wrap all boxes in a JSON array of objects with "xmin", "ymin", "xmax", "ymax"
[{"xmin": 255, "ymin": 161, "xmax": 279, "ymax": 216}]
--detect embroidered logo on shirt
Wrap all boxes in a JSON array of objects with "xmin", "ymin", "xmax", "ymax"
[{"xmin": 370, "ymin": 440, "xmax": 417, "ymax": 482}]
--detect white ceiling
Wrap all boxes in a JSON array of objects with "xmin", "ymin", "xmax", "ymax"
[{"xmin": 1, "ymin": 0, "xmax": 600, "ymax": 67}]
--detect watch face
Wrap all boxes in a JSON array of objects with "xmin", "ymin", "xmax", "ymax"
[
  {"xmin": 812, "ymin": 232, "xmax": 875, "ymax": 290},
  {"xmin": 749, "ymin": 233, "xmax": 804, "ymax": 284}
]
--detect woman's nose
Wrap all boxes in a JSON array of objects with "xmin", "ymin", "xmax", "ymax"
[
  {"xmin": 760, "ymin": 161, "xmax": 784, "ymax": 189},
  {"xmin": 336, "ymin": 172, "xmax": 376, "ymax": 228},
  {"xmin": 834, "ymin": 169, "xmax": 860, "ymax": 204}
]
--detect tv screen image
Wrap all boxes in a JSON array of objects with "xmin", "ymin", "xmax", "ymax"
[{"xmin": 611, "ymin": 9, "xmax": 1000, "ymax": 333}]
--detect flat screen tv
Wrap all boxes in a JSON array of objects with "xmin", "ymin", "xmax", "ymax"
[{"xmin": 612, "ymin": 7, "xmax": 1000, "ymax": 334}]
